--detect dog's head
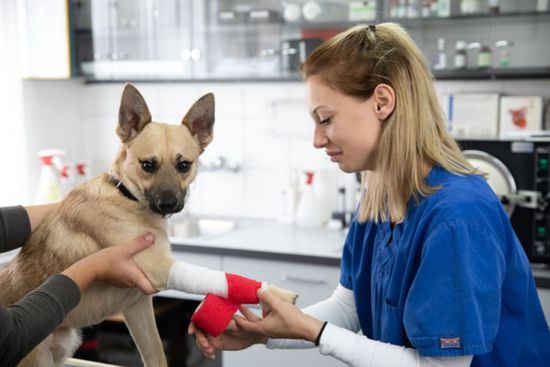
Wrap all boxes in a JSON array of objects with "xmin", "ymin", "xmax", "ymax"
[{"xmin": 112, "ymin": 84, "xmax": 214, "ymax": 215}]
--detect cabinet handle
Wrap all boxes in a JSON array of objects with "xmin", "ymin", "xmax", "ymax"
[{"xmin": 281, "ymin": 275, "xmax": 327, "ymax": 285}]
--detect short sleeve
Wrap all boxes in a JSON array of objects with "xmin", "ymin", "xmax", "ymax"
[
  {"xmin": 339, "ymin": 220, "xmax": 358, "ymax": 290},
  {"xmin": 403, "ymin": 218, "xmax": 505, "ymax": 357}
]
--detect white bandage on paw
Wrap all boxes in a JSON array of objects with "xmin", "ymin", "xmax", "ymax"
[{"xmin": 167, "ymin": 261, "xmax": 228, "ymax": 297}]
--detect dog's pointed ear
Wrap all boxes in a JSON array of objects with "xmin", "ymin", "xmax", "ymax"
[
  {"xmin": 117, "ymin": 84, "xmax": 152, "ymax": 143},
  {"xmin": 181, "ymin": 93, "xmax": 215, "ymax": 149}
]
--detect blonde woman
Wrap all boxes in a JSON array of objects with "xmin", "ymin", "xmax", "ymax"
[{"xmin": 190, "ymin": 23, "xmax": 550, "ymax": 366}]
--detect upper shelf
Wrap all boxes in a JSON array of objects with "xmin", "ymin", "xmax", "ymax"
[
  {"xmin": 279, "ymin": 10, "xmax": 550, "ymax": 29},
  {"xmin": 432, "ymin": 67, "xmax": 550, "ymax": 80}
]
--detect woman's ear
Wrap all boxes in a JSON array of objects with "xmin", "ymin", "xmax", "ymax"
[{"xmin": 372, "ymin": 84, "xmax": 395, "ymax": 120}]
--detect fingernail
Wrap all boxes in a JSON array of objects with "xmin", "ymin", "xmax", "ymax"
[{"xmin": 144, "ymin": 233, "xmax": 154, "ymax": 243}]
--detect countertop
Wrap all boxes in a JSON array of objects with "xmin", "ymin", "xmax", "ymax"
[{"xmin": 170, "ymin": 220, "xmax": 347, "ymax": 266}]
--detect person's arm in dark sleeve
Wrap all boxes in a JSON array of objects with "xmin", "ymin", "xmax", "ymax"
[
  {"xmin": 0, "ymin": 274, "xmax": 81, "ymax": 366},
  {"xmin": 0, "ymin": 206, "xmax": 32, "ymax": 253}
]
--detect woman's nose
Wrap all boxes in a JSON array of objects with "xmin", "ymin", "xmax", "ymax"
[{"xmin": 313, "ymin": 126, "xmax": 328, "ymax": 149}]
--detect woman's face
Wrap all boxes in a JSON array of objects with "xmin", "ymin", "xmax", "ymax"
[{"xmin": 306, "ymin": 75, "xmax": 383, "ymax": 173}]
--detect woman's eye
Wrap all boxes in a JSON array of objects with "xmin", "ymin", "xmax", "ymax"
[
  {"xmin": 319, "ymin": 117, "xmax": 331, "ymax": 125},
  {"xmin": 178, "ymin": 160, "xmax": 192, "ymax": 173},
  {"xmin": 141, "ymin": 161, "xmax": 155, "ymax": 173}
]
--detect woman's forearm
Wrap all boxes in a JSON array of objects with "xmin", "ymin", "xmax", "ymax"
[{"xmin": 24, "ymin": 203, "xmax": 57, "ymax": 231}]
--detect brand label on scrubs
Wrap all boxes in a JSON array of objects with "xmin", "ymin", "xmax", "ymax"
[{"xmin": 440, "ymin": 337, "xmax": 461, "ymax": 349}]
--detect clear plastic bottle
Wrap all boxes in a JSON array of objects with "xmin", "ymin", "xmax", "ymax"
[{"xmin": 434, "ymin": 38, "xmax": 447, "ymax": 70}]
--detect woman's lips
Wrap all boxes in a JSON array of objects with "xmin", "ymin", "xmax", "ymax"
[{"xmin": 326, "ymin": 151, "xmax": 342, "ymax": 162}]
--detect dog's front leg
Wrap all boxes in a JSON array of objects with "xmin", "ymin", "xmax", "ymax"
[{"xmin": 123, "ymin": 295, "xmax": 167, "ymax": 367}]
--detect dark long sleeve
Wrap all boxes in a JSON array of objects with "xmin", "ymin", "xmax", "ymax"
[
  {"xmin": 0, "ymin": 274, "xmax": 81, "ymax": 366},
  {"xmin": 0, "ymin": 206, "xmax": 31, "ymax": 253},
  {"xmin": 0, "ymin": 206, "xmax": 81, "ymax": 366}
]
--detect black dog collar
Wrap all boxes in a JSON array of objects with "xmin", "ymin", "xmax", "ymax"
[{"xmin": 108, "ymin": 170, "xmax": 138, "ymax": 202}]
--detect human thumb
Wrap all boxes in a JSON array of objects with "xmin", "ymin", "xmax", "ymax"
[
  {"xmin": 125, "ymin": 232, "xmax": 155, "ymax": 256},
  {"xmin": 257, "ymin": 288, "xmax": 278, "ymax": 308}
]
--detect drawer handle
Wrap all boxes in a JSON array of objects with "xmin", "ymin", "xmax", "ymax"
[{"xmin": 281, "ymin": 275, "xmax": 328, "ymax": 285}]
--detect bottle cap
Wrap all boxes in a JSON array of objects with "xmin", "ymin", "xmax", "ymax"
[
  {"xmin": 305, "ymin": 171, "xmax": 314, "ymax": 185},
  {"xmin": 455, "ymin": 40, "xmax": 466, "ymax": 50}
]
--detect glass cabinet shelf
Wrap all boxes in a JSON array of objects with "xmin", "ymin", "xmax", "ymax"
[{"xmin": 68, "ymin": 0, "xmax": 550, "ymax": 82}]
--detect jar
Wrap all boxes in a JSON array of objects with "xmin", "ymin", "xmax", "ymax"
[
  {"xmin": 454, "ymin": 41, "xmax": 467, "ymax": 69},
  {"xmin": 478, "ymin": 44, "xmax": 492, "ymax": 68}
]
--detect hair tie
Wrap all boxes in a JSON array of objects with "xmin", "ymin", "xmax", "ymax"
[{"xmin": 369, "ymin": 24, "xmax": 376, "ymax": 33}]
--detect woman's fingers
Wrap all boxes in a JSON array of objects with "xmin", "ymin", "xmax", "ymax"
[
  {"xmin": 235, "ymin": 315, "xmax": 265, "ymax": 334},
  {"xmin": 189, "ymin": 322, "xmax": 216, "ymax": 358},
  {"xmin": 239, "ymin": 305, "xmax": 262, "ymax": 322}
]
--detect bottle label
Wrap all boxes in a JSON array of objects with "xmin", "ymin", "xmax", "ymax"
[
  {"xmin": 478, "ymin": 52, "xmax": 492, "ymax": 68},
  {"xmin": 454, "ymin": 54, "xmax": 466, "ymax": 68}
]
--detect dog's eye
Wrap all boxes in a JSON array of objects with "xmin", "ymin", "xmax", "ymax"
[
  {"xmin": 141, "ymin": 161, "xmax": 155, "ymax": 173},
  {"xmin": 177, "ymin": 160, "xmax": 192, "ymax": 173}
]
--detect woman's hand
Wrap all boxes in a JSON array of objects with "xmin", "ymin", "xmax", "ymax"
[
  {"xmin": 189, "ymin": 305, "xmax": 267, "ymax": 360},
  {"xmin": 236, "ymin": 289, "xmax": 324, "ymax": 343},
  {"xmin": 62, "ymin": 233, "xmax": 157, "ymax": 295}
]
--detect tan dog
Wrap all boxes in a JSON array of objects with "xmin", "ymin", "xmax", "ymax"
[{"xmin": 0, "ymin": 84, "xmax": 221, "ymax": 367}]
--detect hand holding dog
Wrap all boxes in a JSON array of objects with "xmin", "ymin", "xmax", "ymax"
[{"xmin": 62, "ymin": 233, "xmax": 157, "ymax": 295}]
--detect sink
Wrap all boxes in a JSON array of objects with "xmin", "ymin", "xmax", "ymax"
[{"xmin": 169, "ymin": 216, "xmax": 238, "ymax": 239}]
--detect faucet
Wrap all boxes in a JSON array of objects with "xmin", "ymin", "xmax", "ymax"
[{"xmin": 199, "ymin": 156, "xmax": 240, "ymax": 173}]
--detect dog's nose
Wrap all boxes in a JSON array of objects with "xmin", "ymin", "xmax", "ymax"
[{"xmin": 156, "ymin": 192, "xmax": 179, "ymax": 214}]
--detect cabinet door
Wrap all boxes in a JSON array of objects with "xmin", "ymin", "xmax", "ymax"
[
  {"xmin": 222, "ymin": 256, "xmax": 345, "ymax": 367},
  {"xmin": 109, "ymin": 0, "xmax": 152, "ymax": 61},
  {"xmin": 18, "ymin": 0, "xmax": 71, "ymax": 79},
  {"xmin": 223, "ymin": 343, "xmax": 346, "ymax": 367},
  {"xmin": 151, "ymin": 0, "xmax": 194, "ymax": 78}
]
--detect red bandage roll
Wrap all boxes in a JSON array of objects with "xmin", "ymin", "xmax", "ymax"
[
  {"xmin": 226, "ymin": 273, "xmax": 262, "ymax": 304},
  {"xmin": 191, "ymin": 294, "xmax": 240, "ymax": 337}
]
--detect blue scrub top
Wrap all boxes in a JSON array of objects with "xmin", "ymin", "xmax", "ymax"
[{"xmin": 340, "ymin": 166, "xmax": 550, "ymax": 365}]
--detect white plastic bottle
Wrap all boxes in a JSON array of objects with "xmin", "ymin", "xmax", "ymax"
[
  {"xmin": 35, "ymin": 149, "xmax": 65, "ymax": 204},
  {"xmin": 278, "ymin": 171, "xmax": 298, "ymax": 224},
  {"xmin": 295, "ymin": 171, "xmax": 325, "ymax": 227}
]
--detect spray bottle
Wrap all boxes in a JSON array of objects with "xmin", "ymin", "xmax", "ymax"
[{"xmin": 35, "ymin": 149, "xmax": 65, "ymax": 204}]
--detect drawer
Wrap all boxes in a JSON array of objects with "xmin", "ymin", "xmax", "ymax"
[
  {"xmin": 223, "ymin": 344, "xmax": 346, "ymax": 367},
  {"xmin": 223, "ymin": 256, "xmax": 340, "ymax": 307}
]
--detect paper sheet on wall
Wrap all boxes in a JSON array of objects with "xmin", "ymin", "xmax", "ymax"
[{"xmin": 18, "ymin": 0, "xmax": 70, "ymax": 79}]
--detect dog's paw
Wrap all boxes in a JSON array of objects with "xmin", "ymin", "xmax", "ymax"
[{"xmin": 259, "ymin": 284, "xmax": 299, "ymax": 313}]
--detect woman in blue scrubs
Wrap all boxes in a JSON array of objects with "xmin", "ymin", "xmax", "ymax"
[{"xmin": 190, "ymin": 23, "xmax": 550, "ymax": 366}]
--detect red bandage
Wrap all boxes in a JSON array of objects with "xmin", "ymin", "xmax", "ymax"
[
  {"xmin": 191, "ymin": 294, "xmax": 240, "ymax": 337},
  {"xmin": 226, "ymin": 273, "xmax": 262, "ymax": 304}
]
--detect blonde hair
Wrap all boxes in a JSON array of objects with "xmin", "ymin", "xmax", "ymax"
[{"xmin": 301, "ymin": 23, "xmax": 478, "ymax": 223}]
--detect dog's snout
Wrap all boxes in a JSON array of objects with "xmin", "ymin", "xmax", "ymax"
[{"xmin": 155, "ymin": 192, "xmax": 179, "ymax": 214}]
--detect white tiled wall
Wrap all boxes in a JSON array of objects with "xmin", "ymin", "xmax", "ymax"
[
  {"xmin": 16, "ymin": 80, "xmax": 344, "ymax": 219},
  {"xmin": 13, "ymin": 79, "xmax": 550, "ymax": 219}
]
